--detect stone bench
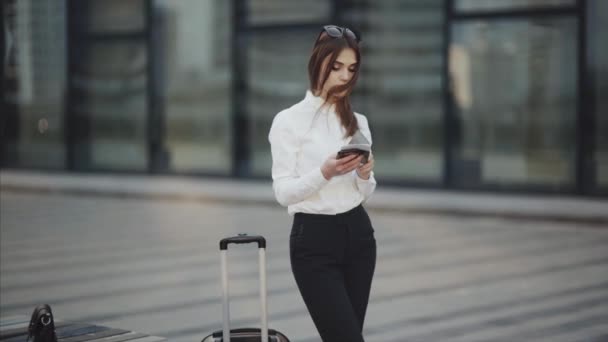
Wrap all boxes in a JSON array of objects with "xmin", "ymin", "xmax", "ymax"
[{"xmin": 0, "ymin": 315, "xmax": 166, "ymax": 342}]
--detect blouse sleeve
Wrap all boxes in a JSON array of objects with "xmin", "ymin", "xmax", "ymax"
[
  {"xmin": 353, "ymin": 114, "xmax": 377, "ymax": 200},
  {"xmin": 268, "ymin": 112, "xmax": 329, "ymax": 207}
]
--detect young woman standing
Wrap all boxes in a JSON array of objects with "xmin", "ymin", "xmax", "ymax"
[{"xmin": 269, "ymin": 25, "xmax": 377, "ymax": 342}]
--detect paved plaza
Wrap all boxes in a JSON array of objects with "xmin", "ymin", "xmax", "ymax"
[{"xmin": 1, "ymin": 190, "xmax": 608, "ymax": 341}]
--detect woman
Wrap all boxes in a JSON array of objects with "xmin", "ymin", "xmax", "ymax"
[{"xmin": 268, "ymin": 25, "xmax": 376, "ymax": 342}]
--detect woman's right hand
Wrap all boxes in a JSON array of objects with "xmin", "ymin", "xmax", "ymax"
[{"xmin": 320, "ymin": 153, "xmax": 363, "ymax": 180}]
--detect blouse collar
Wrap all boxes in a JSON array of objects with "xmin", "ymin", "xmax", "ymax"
[{"xmin": 303, "ymin": 90, "xmax": 335, "ymax": 114}]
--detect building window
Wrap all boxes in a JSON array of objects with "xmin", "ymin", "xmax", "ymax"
[
  {"xmin": 248, "ymin": 29, "xmax": 317, "ymax": 176},
  {"xmin": 156, "ymin": 0, "xmax": 233, "ymax": 173},
  {"xmin": 69, "ymin": 0, "xmax": 148, "ymax": 171},
  {"xmin": 246, "ymin": 0, "xmax": 331, "ymax": 177},
  {"xmin": 450, "ymin": 18, "xmax": 577, "ymax": 186},
  {"xmin": 345, "ymin": 1, "xmax": 446, "ymax": 182},
  {"xmin": 455, "ymin": 0, "xmax": 575, "ymax": 12},
  {"xmin": 3, "ymin": 0, "xmax": 67, "ymax": 168},
  {"xmin": 249, "ymin": 0, "xmax": 330, "ymax": 25},
  {"xmin": 588, "ymin": 0, "xmax": 608, "ymax": 189}
]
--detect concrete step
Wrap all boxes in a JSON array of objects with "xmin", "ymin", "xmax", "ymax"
[{"xmin": 3, "ymin": 170, "xmax": 607, "ymax": 224}]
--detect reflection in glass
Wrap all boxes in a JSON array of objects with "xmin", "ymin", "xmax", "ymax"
[
  {"xmin": 78, "ymin": 0, "xmax": 145, "ymax": 34},
  {"xmin": 72, "ymin": 39, "xmax": 148, "ymax": 170},
  {"xmin": 4, "ymin": 0, "xmax": 67, "ymax": 168},
  {"xmin": 589, "ymin": 0, "xmax": 608, "ymax": 188},
  {"xmin": 455, "ymin": 0, "xmax": 574, "ymax": 12},
  {"xmin": 249, "ymin": 0, "xmax": 330, "ymax": 25},
  {"xmin": 249, "ymin": 30, "xmax": 316, "ymax": 175},
  {"xmin": 156, "ymin": 0, "xmax": 232, "ymax": 173},
  {"xmin": 345, "ymin": 1, "xmax": 445, "ymax": 180},
  {"xmin": 450, "ymin": 19, "xmax": 577, "ymax": 186}
]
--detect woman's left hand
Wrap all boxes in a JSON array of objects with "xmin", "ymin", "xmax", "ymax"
[{"xmin": 356, "ymin": 153, "xmax": 374, "ymax": 180}]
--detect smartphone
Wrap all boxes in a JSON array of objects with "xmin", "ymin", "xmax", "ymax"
[{"xmin": 337, "ymin": 148, "xmax": 369, "ymax": 164}]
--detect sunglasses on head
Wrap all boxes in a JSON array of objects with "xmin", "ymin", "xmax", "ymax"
[{"xmin": 318, "ymin": 25, "xmax": 361, "ymax": 43}]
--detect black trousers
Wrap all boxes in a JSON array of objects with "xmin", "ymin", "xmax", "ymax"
[{"xmin": 290, "ymin": 204, "xmax": 376, "ymax": 342}]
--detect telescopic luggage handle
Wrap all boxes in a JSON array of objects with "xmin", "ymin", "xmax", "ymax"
[
  {"xmin": 220, "ymin": 234, "xmax": 266, "ymax": 250},
  {"xmin": 220, "ymin": 234, "xmax": 268, "ymax": 342}
]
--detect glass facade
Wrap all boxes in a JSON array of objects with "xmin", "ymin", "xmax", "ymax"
[
  {"xmin": 1, "ymin": 0, "xmax": 605, "ymax": 196},
  {"xmin": 455, "ymin": 0, "xmax": 575, "ymax": 12},
  {"xmin": 450, "ymin": 18, "xmax": 577, "ymax": 187},
  {"xmin": 156, "ymin": 0, "xmax": 232, "ymax": 173},
  {"xmin": 78, "ymin": 0, "xmax": 145, "ymax": 33},
  {"xmin": 248, "ymin": 29, "xmax": 316, "ymax": 175},
  {"xmin": 249, "ymin": 0, "xmax": 331, "ymax": 25},
  {"xmin": 588, "ymin": 0, "xmax": 608, "ymax": 189},
  {"xmin": 69, "ymin": 0, "xmax": 149, "ymax": 171},
  {"xmin": 71, "ymin": 40, "xmax": 149, "ymax": 170},
  {"xmin": 3, "ymin": 0, "xmax": 67, "ymax": 169},
  {"xmin": 246, "ymin": 1, "xmax": 332, "ymax": 176},
  {"xmin": 347, "ymin": 0, "xmax": 445, "ymax": 181}
]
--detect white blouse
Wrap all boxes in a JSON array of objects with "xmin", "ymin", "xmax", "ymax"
[{"xmin": 268, "ymin": 90, "xmax": 377, "ymax": 216}]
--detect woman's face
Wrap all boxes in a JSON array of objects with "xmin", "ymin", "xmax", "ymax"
[{"xmin": 320, "ymin": 48, "xmax": 358, "ymax": 99}]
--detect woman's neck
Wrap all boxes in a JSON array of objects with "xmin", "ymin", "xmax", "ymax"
[{"xmin": 314, "ymin": 89, "xmax": 335, "ymax": 104}]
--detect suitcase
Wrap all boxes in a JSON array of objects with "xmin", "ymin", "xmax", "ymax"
[{"xmin": 202, "ymin": 234, "xmax": 290, "ymax": 342}]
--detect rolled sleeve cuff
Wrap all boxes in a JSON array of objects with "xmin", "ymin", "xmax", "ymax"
[
  {"xmin": 356, "ymin": 171, "xmax": 375, "ymax": 183},
  {"xmin": 355, "ymin": 171, "xmax": 377, "ymax": 193},
  {"xmin": 309, "ymin": 167, "xmax": 330, "ymax": 188}
]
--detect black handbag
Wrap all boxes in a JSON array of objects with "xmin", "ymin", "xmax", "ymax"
[{"xmin": 27, "ymin": 304, "xmax": 58, "ymax": 342}]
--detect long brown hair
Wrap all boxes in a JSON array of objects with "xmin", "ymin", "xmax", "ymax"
[{"xmin": 308, "ymin": 31, "xmax": 361, "ymax": 137}]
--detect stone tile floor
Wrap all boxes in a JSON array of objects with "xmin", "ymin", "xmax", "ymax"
[{"xmin": 1, "ymin": 191, "xmax": 607, "ymax": 341}]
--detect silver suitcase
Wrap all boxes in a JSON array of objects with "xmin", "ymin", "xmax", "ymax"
[{"xmin": 201, "ymin": 234, "xmax": 290, "ymax": 342}]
